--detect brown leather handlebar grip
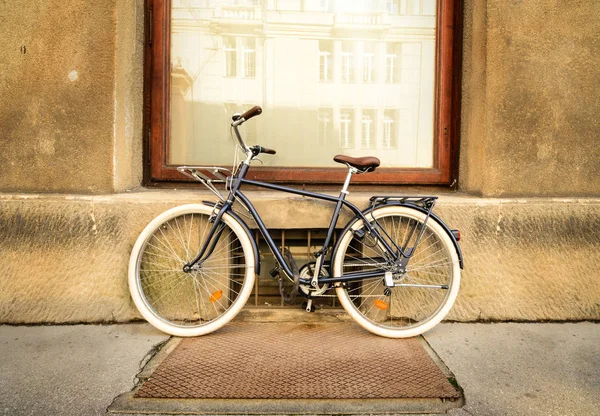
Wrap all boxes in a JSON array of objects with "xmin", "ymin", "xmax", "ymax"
[
  {"xmin": 241, "ymin": 106, "xmax": 262, "ymax": 121},
  {"xmin": 260, "ymin": 147, "xmax": 276, "ymax": 155}
]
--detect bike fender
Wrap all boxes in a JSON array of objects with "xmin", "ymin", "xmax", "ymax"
[
  {"xmin": 202, "ymin": 201, "xmax": 261, "ymax": 275},
  {"xmin": 331, "ymin": 202, "xmax": 464, "ymax": 269}
]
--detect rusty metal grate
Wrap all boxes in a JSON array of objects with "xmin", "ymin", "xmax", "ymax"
[
  {"xmin": 135, "ymin": 323, "xmax": 460, "ymax": 400},
  {"xmin": 250, "ymin": 229, "xmax": 338, "ymax": 308}
]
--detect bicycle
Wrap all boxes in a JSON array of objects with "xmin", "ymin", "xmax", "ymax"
[{"xmin": 129, "ymin": 106, "xmax": 463, "ymax": 338}]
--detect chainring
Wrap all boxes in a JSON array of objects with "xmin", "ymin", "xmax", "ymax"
[{"xmin": 298, "ymin": 264, "xmax": 330, "ymax": 296}]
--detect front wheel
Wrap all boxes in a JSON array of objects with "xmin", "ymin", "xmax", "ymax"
[
  {"xmin": 128, "ymin": 204, "xmax": 256, "ymax": 337},
  {"xmin": 333, "ymin": 205, "xmax": 460, "ymax": 338}
]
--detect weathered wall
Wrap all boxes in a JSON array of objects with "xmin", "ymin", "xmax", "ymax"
[
  {"xmin": 460, "ymin": 0, "xmax": 600, "ymax": 197},
  {"xmin": 0, "ymin": 1, "xmax": 599, "ymax": 324},
  {"xmin": 114, "ymin": 0, "xmax": 145, "ymax": 192},
  {"xmin": 0, "ymin": 1, "xmax": 143, "ymax": 194},
  {"xmin": 0, "ymin": 192, "xmax": 598, "ymax": 323},
  {"xmin": 1, "ymin": 1, "xmax": 598, "ymax": 196}
]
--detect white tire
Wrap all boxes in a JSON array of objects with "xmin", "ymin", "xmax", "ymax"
[
  {"xmin": 334, "ymin": 205, "xmax": 461, "ymax": 338},
  {"xmin": 128, "ymin": 204, "xmax": 255, "ymax": 337}
]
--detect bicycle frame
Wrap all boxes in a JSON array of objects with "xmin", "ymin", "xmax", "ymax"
[{"xmin": 183, "ymin": 161, "xmax": 433, "ymax": 287}]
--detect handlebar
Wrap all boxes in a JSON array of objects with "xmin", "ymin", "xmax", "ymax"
[
  {"xmin": 261, "ymin": 147, "xmax": 276, "ymax": 155},
  {"xmin": 231, "ymin": 105, "xmax": 262, "ymax": 127},
  {"xmin": 230, "ymin": 106, "xmax": 276, "ymax": 158},
  {"xmin": 241, "ymin": 106, "xmax": 262, "ymax": 121},
  {"xmin": 251, "ymin": 145, "xmax": 276, "ymax": 155}
]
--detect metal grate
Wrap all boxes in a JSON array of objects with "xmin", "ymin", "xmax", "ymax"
[
  {"xmin": 135, "ymin": 322, "xmax": 461, "ymax": 400},
  {"xmin": 250, "ymin": 229, "xmax": 339, "ymax": 308}
]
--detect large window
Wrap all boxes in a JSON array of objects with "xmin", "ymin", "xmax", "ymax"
[
  {"xmin": 362, "ymin": 43, "xmax": 376, "ymax": 83},
  {"xmin": 224, "ymin": 37, "xmax": 236, "ymax": 77},
  {"xmin": 240, "ymin": 37, "xmax": 256, "ymax": 78},
  {"xmin": 319, "ymin": 40, "xmax": 333, "ymax": 82},
  {"xmin": 340, "ymin": 42, "xmax": 355, "ymax": 83},
  {"xmin": 339, "ymin": 110, "xmax": 354, "ymax": 149},
  {"xmin": 361, "ymin": 110, "xmax": 375, "ymax": 149},
  {"xmin": 147, "ymin": 0, "xmax": 462, "ymax": 184},
  {"xmin": 385, "ymin": 43, "xmax": 401, "ymax": 83}
]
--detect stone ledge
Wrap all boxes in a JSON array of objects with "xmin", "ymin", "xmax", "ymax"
[
  {"xmin": 3, "ymin": 190, "xmax": 600, "ymax": 204},
  {"xmin": 0, "ymin": 192, "xmax": 599, "ymax": 323}
]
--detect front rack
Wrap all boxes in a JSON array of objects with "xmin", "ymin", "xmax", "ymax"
[{"xmin": 176, "ymin": 166, "xmax": 233, "ymax": 202}]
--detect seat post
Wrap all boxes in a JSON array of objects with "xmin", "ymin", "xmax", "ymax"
[
  {"xmin": 341, "ymin": 166, "xmax": 358, "ymax": 195},
  {"xmin": 311, "ymin": 165, "xmax": 358, "ymax": 288}
]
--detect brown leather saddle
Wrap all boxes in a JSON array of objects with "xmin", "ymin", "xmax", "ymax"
[{"xmin": 333, "ymin": 154, "xmax": 381, "ymax": 173}]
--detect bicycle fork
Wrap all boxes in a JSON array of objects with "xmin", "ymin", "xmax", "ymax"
[{"xmin": 182, "ymin": 203, "xmax": 229, "ymax": 273}]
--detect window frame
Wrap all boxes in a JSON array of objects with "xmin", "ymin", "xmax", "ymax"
[{"xmin": 144, "ymin": 0, "xmax": 463, "ymax": 185}]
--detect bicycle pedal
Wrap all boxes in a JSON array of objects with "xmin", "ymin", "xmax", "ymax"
[
  {"xmin": 302, "ymin": 300, "xmax": 315, "ymax": 313},
  {"xmin": 269, "ymin": 266, "xmax": 280, "ymax": 278}
]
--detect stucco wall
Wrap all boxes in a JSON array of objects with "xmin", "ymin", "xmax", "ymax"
[
  {"xmin": 0, "ymin": 1, "xmax": 143, "ymax": 194},
  {"xmin": 460, "ymin": 0, "xmax": 600, "ymax": 197}
]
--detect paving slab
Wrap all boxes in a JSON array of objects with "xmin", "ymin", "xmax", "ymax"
[
  {"xmin": 424, "ymin": 322, "xmax": 600, "ymax": 416},
  {"xmin": 2, "ymin": 322, "xmax": 597, "ymax": 415},
  {"xmin": 0, "ymin": 324, "xmax": 168, "ymax": 416}
]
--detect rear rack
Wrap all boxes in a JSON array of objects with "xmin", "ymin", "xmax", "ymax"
[
  {"xmin": 367, "ymin": 196, "xmax": 438, "ymax": 261},
  {"xmin": 369, "ymin": 196, "xmax": 438, "ymax": 210},
  {"xmin": 176, "ymin": 166, "xmax": 233, "ymax": 202}
]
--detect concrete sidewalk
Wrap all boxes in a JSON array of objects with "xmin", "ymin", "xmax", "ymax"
[{"xmin": 0, "ymin": 322, "xmax": 598, "ymax": 415}]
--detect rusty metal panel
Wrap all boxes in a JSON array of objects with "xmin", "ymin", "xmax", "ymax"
[{"xmin": 136, "ymin": 323, "xmax": 460, "ymax": 400}]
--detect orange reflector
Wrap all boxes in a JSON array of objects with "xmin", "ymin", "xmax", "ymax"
[
  {"xmin": 374, "ymin": 300, "xmax": 389, "ymax": 310},
  {"xmin": 452, "ymin": 229, "xmax": 461, "ymax": 241},
  {"xmin": 210, "ymin": 290, "xmax": 223, "ymax": 303}
]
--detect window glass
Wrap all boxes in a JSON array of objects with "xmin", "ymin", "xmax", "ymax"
[{"xmin": 169, "ymin": 0, "xmax": 436, "ymax": 168}]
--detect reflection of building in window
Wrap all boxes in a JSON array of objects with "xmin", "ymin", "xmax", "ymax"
[
  {"xmin": 222, "ymin": 0, "xmax": 260, "ymax": 6},
  {"xmin": 241, "ymin": 37, "xmax": 256, "ymax": 78},
  {"xmin": 169, "ymin": 0, "xmax": 438, "ymax": 168},
  {"xmin": 361, "ymin": 110, "xmax": 375, "ymax": 149},
  {"xmin": 320, "ymin": 0, "xmax": 334, "ymax": 12},
  {"xmin": 318, "ymin": 108, "xmax": 332, "ymax": 145},
  {"xmin": 385, "ymin": 43, "xmax": 401, "ymax": 83},
  {"xmin": 341, "ymin": 42, "xmax": 354, "ymax": 83},
  {"xmin": 224, "ymin": 102, "xmax": 238, "ymax": 117},
  {"xmin": 339, "ymin": 110, "xmax": 353, "ymax": 149},
  {"xmin": 362, "ymin": 43, "xmax": 375, "ymax": 83},
  {"xmin": 400, "ymin": 42, "xmax": 422, "ymax": 83},
  {"xmin": 242, "ymin": 103, "xmax": 257, "ymax": 141},
  {"xmin": 407, "ymin": 0, "xmax": 437, "ymax": 16},
  {"xmin": 319, "ymin": 40, "xmax": 333, "ymax": 82},
  {"xmin": 386, "ymin": 0, "xmax": 400, "ymax": 14},
  {"xmin": 224, "ymin": 37, "xmax": 236, "ymax": 77},
  {"xmin": 383, "ymin": 110, "xmax": 397, "ymax": 149}
]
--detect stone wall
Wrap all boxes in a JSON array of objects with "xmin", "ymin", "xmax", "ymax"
[
  {"xmin": 0, "ymin": 0, "xmax": 143, "ymax": 193},
  {"xmin": 1, "ymin": 1, "xmax": 599, "ymax": 196},
  {"xmin": 0, "ymin": 1, "xmax": 599, "ymax": 324},
  {"xmin": 460, "ymin": 0, "xmax": 600, "ymax": 196},
  {"xmin": 1, "ymin": 192, "xmax": 598, "ymax": 323}
]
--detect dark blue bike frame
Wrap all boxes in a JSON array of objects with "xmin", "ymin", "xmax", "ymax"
[{"xmin": 183, "ymin": 160, "xmax": 464, "ymax": 287}]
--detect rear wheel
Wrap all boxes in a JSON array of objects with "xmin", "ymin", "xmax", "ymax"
[
  {"xmin": 333, "ymin": 205, "xmax": 460, "ymax": 338},
  {"xmin": 128, "ymin": 204, "xmax": 255, "ymax": 337}
]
